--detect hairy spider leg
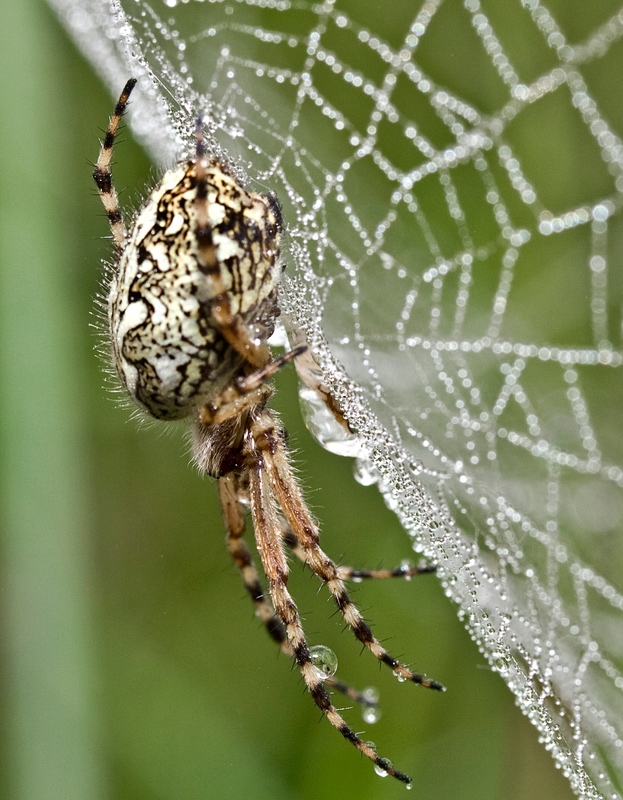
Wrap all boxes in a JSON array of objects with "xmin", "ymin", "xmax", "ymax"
[
  {"xmin": 199, "ymin": 347, "xmax": 307, "ymax": 427},
  {"xmin": 280, "ymin": 523, "xmax": 437, "ymax": 580},
  {"xmin": 218, "ymin": 474, "xmax": 379, "ymax": 709},
  {"xmin": 236, "ymin": 345, "xmax": 307, "ymax": 391},
  {"xmin": 288, "ymin": 339, "xmax": 354, "ymax": 435},
  {"xmin": 243, "ymin": 419, "xmax": 411, "ymax": 785},
  {"xmin": 253, "ymin": 410, "xmax": 445, "ymax": 693},
  {"xmin": 219, "ymin": 473, "xmax": 286, "ymax": 647},
  {"xmin": 193, "ymin": 119, "xmax": 271, "ymax": 369},
  {"xmin": 95, "ymin": 80, "xmax": 431, "ymax": 786},
  {"xmin": 93, "ymin": 78, "xmax": 137, "ymax": 253},
  {"xmin": 199, "ymin": 382, "xmax": 274, "ymax": 427}
]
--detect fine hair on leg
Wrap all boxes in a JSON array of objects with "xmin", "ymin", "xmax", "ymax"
[
  {"xmin": 242, "ymin": 417, "xmax": 411, "ymax": 784},
  {"xmin": 92, "ymin": 78, "xmax": 137, "ymax": 253},
  {"xmin": 251, "ymin": 409, "xmax": 444, "ymax": 692}
]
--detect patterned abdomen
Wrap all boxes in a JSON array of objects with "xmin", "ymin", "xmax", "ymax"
[{"xmin": 108, "ymin": 160, "xmax": 282, "ymax": 420}]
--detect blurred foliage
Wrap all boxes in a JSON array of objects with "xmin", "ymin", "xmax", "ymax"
[{"xmin": 0, "ymin": 2, "xmax": 575, "ymax": 799}]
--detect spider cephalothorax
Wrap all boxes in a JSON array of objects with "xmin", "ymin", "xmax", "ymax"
[{"xmin": 94, "ymin": 78, "xmax": 443, "ymax": 786}]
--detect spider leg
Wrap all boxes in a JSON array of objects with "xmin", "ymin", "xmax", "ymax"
[
  {"xmin": 193, "ymin": 120, "xmax": 270, "ymax": 369},
  {"xmin": 219, "ymin": 473, "xmax": 287, "ymax": 649},
  {"xmin": 199, "ymin": 383, "xmax": 273, "ymax": 427},
  {"xmin": 339, "ymin": 563, "xmax": 436, "ymax": 580},
  {"xmin": 253, "ymin": 409, "xmax": 444, "ymax": 692},
  {"xmin": 218, "ymin": 473, "xmax": 378, "ymax": 710},
  {"xmin": 199, "ymin": 347, "xmax": 306, "ymax": 426},
  {"xmin": 284, "ymin": 340, "xmax": 437, "ymax": 579},
  {"xmin": 236, "ymin": 346, "xmax": 306, "ymax": 392},
  {"xmin": 93, "ymin": 78, "xmax": 136, "ymax": 254},
  {"xmin": 323, "ymin": 677, "xmax": 378, "ymax": 708},
  {"xmin": 281, "ymin": 522, "xmax": 436, "ymax": 580},
  {"xmin": 244, "ymin": 426, "xmax": 410, "ymax": 785},
  {"xmin": 288, "ymin": 333, "xmax": 353, "ymax": 434}
]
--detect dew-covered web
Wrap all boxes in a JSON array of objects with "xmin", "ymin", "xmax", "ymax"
[{"xmin": 50, "ymin": 0, "xmax": 623, "ymax": 796}]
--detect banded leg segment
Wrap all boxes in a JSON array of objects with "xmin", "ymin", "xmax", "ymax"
[
  {"xmin": 339, "ymin": 563, "xmax": 436, "ymax": 580},
  {"xmin": 219, "ymin": 474, "xmax": 286, "ymax": 648},
  {"xmin": 199, "ymin": 347, "xmax": 306, "ymax": 427},
  {"xmin": 200, "ymin": 383, "xmax": 273, "ymax": 427},
  {"xmin": 253, "ymin": 409, "xmax": 444, "ymax": 692},
  {"xmin": 288, "ymin": 334, "xmax": 353, "ymax": 435},
  {"xmin": 219, "ymin": 474, "xmax": 379, "ymax": 708},
  {"xmin": 193, "ymin": 121, "xmax": 270, "ymax": 369},
  {"xmin": 281, "ymin": 524, "xmax": 436, "ymax": 580},
  {"xmin": 93, "ymin": 78, "xmax": 137, "ymax": 254},
  {"xmin": 244, "ymin": 443, "xmax": 410, "ymax": 785}
]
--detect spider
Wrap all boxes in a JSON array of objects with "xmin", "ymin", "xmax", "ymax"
[{"xmin": 93, "ymin": 78, "xmax": 444, "ymax": 786}]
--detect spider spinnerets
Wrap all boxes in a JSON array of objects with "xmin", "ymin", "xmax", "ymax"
[{"xmin": 93, "ymin": 78, "xmax": 443, "ymax": 786}]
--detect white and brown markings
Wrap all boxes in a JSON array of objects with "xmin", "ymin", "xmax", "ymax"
[{"xmin": 93, "ymin": 78, "xmax": 443, "ymax": 787}]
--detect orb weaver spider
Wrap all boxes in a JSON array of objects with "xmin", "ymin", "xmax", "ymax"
[{"xmin": 93, "ymin": 78, "xmax": 443, "ymax": 786}]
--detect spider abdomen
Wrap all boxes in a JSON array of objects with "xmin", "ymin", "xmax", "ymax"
[{"xmin": 108, "ymin": 159, "xmax": 282, "ymax": 420}]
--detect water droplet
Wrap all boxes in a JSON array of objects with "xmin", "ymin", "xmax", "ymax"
[
  {"xmin": 374, "ymin": 759, "xmax": 392, "ymax": 777},
  {"xmin": 267, "ymin": 321, "xmax": 289, "ymax": 348},
  {"xmin": 354, "ymin": 457, "xmax": 379, "ymax": 486},
  {"xmin": 298, "ymin": 386, "xmax": 364, "ymax": 457},
  {"xmin": 361, "ymin": 685, "xmax": 381, "ymax": 724},
  {"xmin": 362, "ymin": 704, "xmax": 381, "ymax": 724},
  {"xmin": 492, "ymin": 652, "xmax": 509, "ymax": 674},
  {"xmin": 309, "ymin": 644, "xmax": 338, "ymax": 678},
  {"xmin": 362, "ymin": 685, "xmax": 379, "ymax": 703},
  {"xmin": 400, "ymin": 559, "xmax": 414, "ymax": 581}
]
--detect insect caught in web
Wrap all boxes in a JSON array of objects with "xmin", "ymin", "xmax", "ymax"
[{"xmin": 93, "ymin": 78, "xmax": 444, "ymax": 786}]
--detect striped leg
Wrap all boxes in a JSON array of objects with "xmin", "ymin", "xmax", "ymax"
[
  {"xmin": 199, "ymin": 347, "xmax": 305, "ymax": 427},
  {"xmin": 280, "ymin": 523, "xmax": 436, "ymax": 580},
  {"xmin": 339, "ymin": 563, "xmax": 436, "ymax": 580},
  {"xmin": 244, "ymin": 435, "xmax": 410, "ymax": 785},
  {"xmin": 92, "ymin": 78, "xmax": 137, "ymax": 254},
  {"xmin": 219, "ymin": 473, "xmax": 286, "ymax": 648},
  {"xmin": 193, "ymin": 121, "xmax": 270, "ymax": 369},
  {"xmin": 253, "ymin": 409, "xmax": 444, "ymax": 692},
  {"xmin": 219, "ymin": 474, "xmax": 378, "ymax": 710}
]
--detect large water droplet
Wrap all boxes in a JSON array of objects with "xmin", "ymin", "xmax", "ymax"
[
  {"xmin": 309, "ymin": 644, "xmax": 338, "ymax": 678},
  {"xmin": 298, "ymin": 385, "xmax": 364, "ymax": 457}
]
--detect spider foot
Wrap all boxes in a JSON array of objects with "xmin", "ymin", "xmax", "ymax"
[{"xmin": 328, "ymin": 708, "xmax": 412, "ymax": 785}]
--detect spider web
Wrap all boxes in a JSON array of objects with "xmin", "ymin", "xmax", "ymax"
[{"xmin": 50, "ymin": 0, "xmax": 623, "ymax": 796}]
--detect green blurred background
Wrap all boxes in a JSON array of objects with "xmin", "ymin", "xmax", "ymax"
[{"xmin": 0, "ymin": 2, "xmax": 577, "ymax": 799}]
